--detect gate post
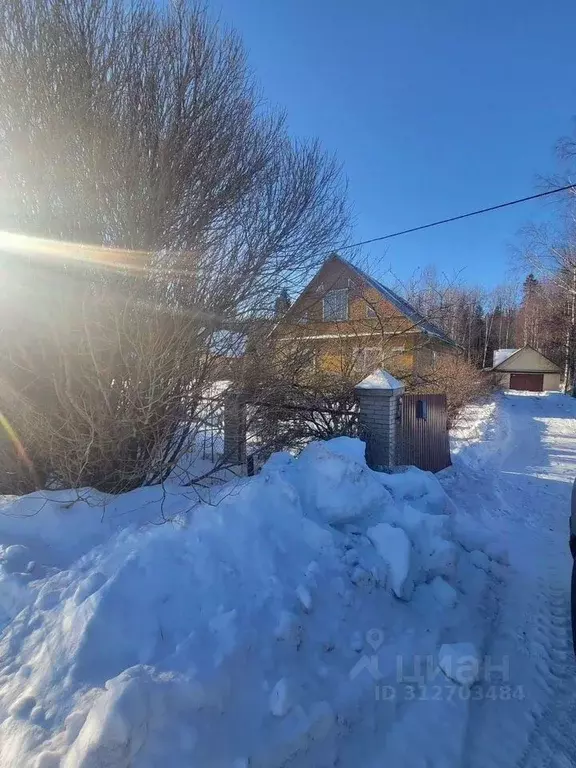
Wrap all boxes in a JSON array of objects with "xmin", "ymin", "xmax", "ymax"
[
  {"xmin": 223, "ymin": 393, "xmax": 247, "ymax": 466},
  {"xmin": 354, "ymin": 370, "xmax": 405, "ymax": 471}
]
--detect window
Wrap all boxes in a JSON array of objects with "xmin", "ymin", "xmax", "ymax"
[
  {"xmin": 354, "ymin": 347, "xmax": 381, "ymax": 373},
  {"xmin": 366, "ymin": 303, "xmax": 377, "ymax": 319},
  {"xmin": 390, "ymin": 345, "xmax": 405, "ymax": 353},
  {"xmin": 416, "ymin": 399, "xmax": 428, "ymax": 420},
  {"xmin": 297, "ymin": 311, "xmax": 308, "ymax": 324},
  {"xmin": 323, "ymin": 289, "xmax": 348, "ymax": 321}
]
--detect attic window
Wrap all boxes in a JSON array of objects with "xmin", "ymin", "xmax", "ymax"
[
  {"xmin": 323, "ymin": 289, "xmax": 348, "ymax": 321},
  {"xmin": 366, "ymin": 303, "xmax": 377, "ymax": 319}
]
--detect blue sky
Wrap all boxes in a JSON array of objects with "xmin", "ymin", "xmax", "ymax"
[{"xmin": 206, "ymin": 0, "xmax": 576, "ymax": 290}]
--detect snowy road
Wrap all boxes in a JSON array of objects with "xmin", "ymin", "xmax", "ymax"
[{"xmin": 443, "ymin": 392, "xmax": 576, "ymax": 768}]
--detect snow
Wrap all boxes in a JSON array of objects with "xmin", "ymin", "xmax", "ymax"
[
  {"xmin": 315, "ymin": 435, "xmax": 366, "ymax": 464},
  {"xmin": 449, "ymin": 399, "xmax": 503, "ymax": 470},
  {"xmin": 366, "ymin": 523, "xmax": 413, "ymax": 599},
  {"xmin": 492, "ymin": 347, "xmax": 519, "ymax": 367},
  {"xmin": 0, "ymin": 486, "xmax": 191, "ymax": 569},
  {"xmin": 295, "ymin": 584, "xmax": 313, "ymax": 612},
  {"xmin": 284, "ymin": 439, "xmax": 395, "ymax": 525},
  {"xmin": 3, "ymin": 391, "xmax": 576, "ymax": 766},
  {"xmin": 430, "ymin": 575, "xmax": 458, "ymax": 608},
  {"xmin": 440, "ymin": 391, "xmax": 576, "ymax": 767},
  {"xmin": 0, "ymin": 434, "xmax": 495, "ymax": 767},
  {"xmin": 355, "ymin": 368, "xmax": 404, "ymax": 391},
  {"xmin": 438, "ymin": 642, "xmax": 480, "ymax": 686},
  {"xmin": 269, "ymin": 678, "xmax": 293, "ymax": 717}
]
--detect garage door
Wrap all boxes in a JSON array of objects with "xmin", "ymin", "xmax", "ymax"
[{"xmin": 509, "ymin": 373, "xmax": 544, "ymax": 392}]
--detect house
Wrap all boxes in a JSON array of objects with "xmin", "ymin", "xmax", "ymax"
[
  {"xmin": 276, "ymin": 254, "xmax": 457, "ymax": 381},
  {"xmin": 491, "ymin": 346, "xmax": 562, "ymax": 392}
]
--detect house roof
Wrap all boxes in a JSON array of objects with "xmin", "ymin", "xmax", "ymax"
[
  {"xmin": 337, "ymin": 256, "xmax": 456, "ymax": 346},
  {"xmin": 491, "ymin": 345, "xmax": 561, "ymax": 373},
  {"xmin": 493, "ymin": 348, "xmax": 519, "ymax": 367}
]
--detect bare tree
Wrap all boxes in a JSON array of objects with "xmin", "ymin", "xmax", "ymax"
[
  {"xmin": 515, "ymin": 227, "xmax": 576, "ymax": 391},
  {"xmin": 417, "ymin": 356, "xmax": 495, "ymax": 426},
  {"xmin": 0, "ymin": 0, "xmax": 349, "ymax": 492}
]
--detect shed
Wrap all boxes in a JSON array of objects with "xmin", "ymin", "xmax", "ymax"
[{"xmin": 491, "ymin": 346, "xmax": 561, "ymax": 392}]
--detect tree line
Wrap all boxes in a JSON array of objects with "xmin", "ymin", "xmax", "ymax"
[{"xmin": 400, "ymin": 262, "xmax": 576, "ymax": 388}]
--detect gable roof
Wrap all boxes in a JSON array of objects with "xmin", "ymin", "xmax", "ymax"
[
  {"xmin": 491, "ymin": 345, "xmax": 561, "ymax": 373},
  {"xmin": 333, "ymin": 255, "xmax": 456, "ymax": 346},
  {"xmin": 493, "ymin": 348, "xmax": 519, "ymax": 367}
]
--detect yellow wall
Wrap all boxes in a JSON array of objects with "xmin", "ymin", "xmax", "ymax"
[{"xmin": 275, "ymin": 257, "xmax": 455, "ymax": 380}]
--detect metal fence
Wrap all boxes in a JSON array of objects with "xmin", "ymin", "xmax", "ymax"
[
  {"xmin": 396, "ymin": 393, "xmax": 451, "ymax": 472},
  {"xmin": 195, "ymin": 391, "xmax": 360, "ymax": 469},
  {"xmin": 243, "ymin": 397, "xmax": 360, "ymax": 473},
  {"xmin": 197, "ymin": 387, "xmax": 451, "ymax": 476}
]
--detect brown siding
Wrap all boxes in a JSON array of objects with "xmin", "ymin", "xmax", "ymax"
[
  {"xmin": 397, "ymin": 394, "xmax": 451, "ymax": 472},
  {"xmin": 284, "ymin": 258, "xmax": 417, "ymax": 336}
]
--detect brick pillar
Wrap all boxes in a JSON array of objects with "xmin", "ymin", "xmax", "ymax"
[
  {"xmin": 223, "ymin": 393, "xmax": 247, "ymax": 466},
  {"xmin": 354, "ymin": 370, "xmax": 405, "ymax": 471}
]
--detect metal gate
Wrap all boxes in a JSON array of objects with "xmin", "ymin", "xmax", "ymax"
[
  {"xmin": 397, "ymin": 394, "xmax": 451, "ymax": 472},
  {"xmin": 509, "ymin": 373, "xmax": 543, "ymax": 392}
]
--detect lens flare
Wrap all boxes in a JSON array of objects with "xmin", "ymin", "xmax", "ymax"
[{"xmin": 0, "ymin": 410, "xmax": 34, "ymax": 474}]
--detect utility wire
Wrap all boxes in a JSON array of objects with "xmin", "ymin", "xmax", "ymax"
[{"xmin": 336, "ymin": 183, "xmax": 576, "ymax": 251}]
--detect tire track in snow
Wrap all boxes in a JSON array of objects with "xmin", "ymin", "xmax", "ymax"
[
  {"xmin": 517, "ymin": 580, "xmax": 576, "ymax": 768},
  {"xmin": 448, "ymin": 394, "xmax": 576, "ymax": 768}
]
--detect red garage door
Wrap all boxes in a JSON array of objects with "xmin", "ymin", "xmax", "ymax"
[{"xmin": 509, "ymin": 373, "xmax": 544, "ymax": 392}]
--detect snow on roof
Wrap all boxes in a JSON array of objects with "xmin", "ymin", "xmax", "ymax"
[
  {"xmin": 356, "ymin": 369, "xmax": 405, "ymax": 391},
  {"xmin": 492, "ymin": 348, "xmax": 519, "ymax": 368},
  {"xmin": 341, "ymin": 258, "xmax": 456, "ymax": 346}
]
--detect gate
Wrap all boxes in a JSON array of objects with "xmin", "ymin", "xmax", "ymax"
[
  {"xmin": 397, "ymin": 393, "xmax": 451, "ymax": 472},
  {"xmin": 509, "ymin": 373, "xmax": 543, "ymax": 392}
]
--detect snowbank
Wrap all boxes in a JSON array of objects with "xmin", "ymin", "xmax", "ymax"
[
  {"xmin": 0, "ymin": 438, "xmax": 495, "ymax": 767},
  {"xmin": 449, "ymin": 397, "xmax": 508, "ymax": 470}
]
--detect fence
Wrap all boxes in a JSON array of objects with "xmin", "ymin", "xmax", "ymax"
[
  {"xmin": 226, "ymin": 394, "xmax": 360, "ymax": 473},
  {"xmin": 198, "ymin": 372, "xmax": 451, "ymax": 477},
  {"xmin": 396, "ymin": 393, "xmax": 451, "ymax": 472}
]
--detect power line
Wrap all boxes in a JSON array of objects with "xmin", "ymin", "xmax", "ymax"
[{"xmin": 336, "ymin": 183, "xmax": 576, "ymax": 252}]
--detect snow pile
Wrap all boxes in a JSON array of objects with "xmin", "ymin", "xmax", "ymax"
[
  {"xmin": 438, "ymin": 642, "xmax": 481, "ymax": 686},
  {"xmin": 449, "ymin": 397, "xmax": 509, "ymax": 470},
  {"xmin": 366, "ymin": 523, "xmax": 412, "ymax": 598},
  {"xmin": 0, "ymin": 437, "xmax": 495, "ymax": 767}
]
